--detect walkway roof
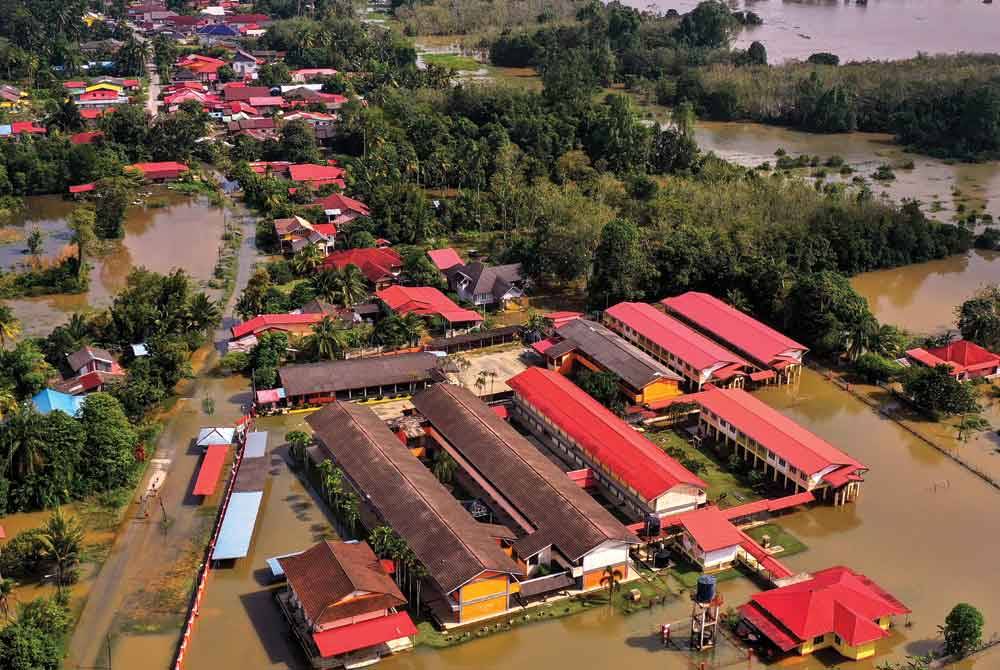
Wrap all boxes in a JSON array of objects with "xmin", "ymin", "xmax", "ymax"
[
  {"xmin": 193, "ymin": 444, "xmax": 228, "ymax": 496},
  {"xmin": 244, "ymin": 431, "xmax": 268, "ymax": 459},
  {"xmin": 212, "ymin": 491, "xmax": 263, "ymax": 560}
]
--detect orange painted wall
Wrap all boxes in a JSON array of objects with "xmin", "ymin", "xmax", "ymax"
[
  {"xmin": 461, "ymin": 595, "xmax": 506, "ymax": 621},
  {"xmin": 460, "ymin": 575, "xmax": 508, "ymax": 602},
  {"xmin": 582, "ymin": 564, "xmax": 627, "ymax": 590}
]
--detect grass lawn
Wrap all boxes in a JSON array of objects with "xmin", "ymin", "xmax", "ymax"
[
  {"xmin": 743, "ymin": 523, "xmax": 808, "ymax": 558},
  {"xmin": 422, "ymin": 53, "xmax": 482, "ymax": 71},
  {"xmin": 644, "ymin": 428, "xmax": 760, "ymax": 506}
]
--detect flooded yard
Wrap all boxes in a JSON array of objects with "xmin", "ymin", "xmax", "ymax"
[{"xmin": 1, "ymin": 191, "xmax": 226, "ymax": 336}]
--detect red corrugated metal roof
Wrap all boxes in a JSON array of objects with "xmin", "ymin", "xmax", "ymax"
[
  {"xmin": 605, "ymin": 302, "xmax": 749, "ymax": 373},
  {"xmin": 312, "ymin": 192, "xmax": 369, "ymax": 217},
  {"xmin": 665, "ymin": 506, "xmax": 744, "ymax": 552},
  {"xmin": 508, "ymin": 367, "xmax": 706, "ymax": 501},
  {"xmin": 721, "ymin": 491, "xmax": 814, "ymax": 520},
  {"xmin": 70, "ymin": 131, "xmax": 103, "ymax": 145},
  {"xmin": 193, "ymin": 444, "xmax": 228, "ymax": 496},
  {"xmin": 662, "ymin": 292, "xmax": 807, "ymax": 367},
  {"xmin": 69, "ymin": 183, "xmax": 96, "ymax": 194},
  {"xmin": 323, "ymin": 248, "xmax": 400, "ymax": 284},
  {"xmin": 739, "ymin": 602, "xmax": 800, "ymax": 651},
  {"xmin": 288, "ymin": 163, "xmax": 345, "ymax": 183},
  {"xmin": 738, "ymin": 532, "xmax": 793, "ymax": 579},
  {"xmin": 231, "ymin": 313, "xmax": 324, "ymax": 339},
  {"xmin": 908, "ymin": 340, "xmax": 1000, "ymax": 375},
  {"xmin": 545, "ymin": 311, "xmax": 582, "ymax": 328},
  {"xmin": 748, "ymin": 566, "xmax": 909, "ymax": 647},
  {"xmin": 376, "ymin": 285, "xmax": 482, "ymax": 324},
  {"xmin": 312, "ymin": 611, "xmax": 416, "ymax": 658},
  {"xmin": 695, "ymin": 387, "xmax": 863, "ymax": 477},
  {"xmin": 427, "ymin": 247, "xmax": 463, "ymax": 271},
  {"xmin": 129, "ymin": 161, "xmax": 189, "ymax": 176}
]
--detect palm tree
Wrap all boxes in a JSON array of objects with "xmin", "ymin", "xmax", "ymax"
[
  {"xmin": 600, "ymin": 566, "xmax": 623, "ymax": 601},
  {"xmin": 399, "ymin": 313, "xmax": 426, "ymax": 347},
  {"xmin": 187, "ymin": 294, "xmax": 222, "ymax": 333},
  {"xmin": 39, "ymin": 509, "xmax": 85, "ymax": 588},
  {"xmin": 2, "ymin": 407, "xmax": 44, "ymax": 481},
  {"xmin": 309, "ymin": 316, "xmax": 350, "ymax": 360},
  {"xmin": 340, "ymin": 491, "xmax": 360, "ymax": 536},
  {"xmin": 367, "ymin": 526, "xmax": 399, "ymax": 559},
  {"xmin": 310, "ymin": 268, "xmax": 341, "ymax": 303},
  {"xmin": 67, "ymin": 206, "xmax": 95, "ymax": 282},
  {"xmin": 474, "ymin": 370, "xmax": 489, "ymax": 395},
  {"xmin": 338, "ymin": 264, "xmax": 369, "ymax": 308},
  {"xmin": 870, "ymin": 324, "xmax": 904, "ymax": 358},
  {"xmin": 432, "ymin": 449, "xmax": 457, "ymax": 485},
  {"xmin": 0, "ymin": 388, "xmax": 16, "ymax": 421},
  {"xmin": 292, "ymin": 244, "xmax": 325, "ymax": 276},
  {"xmin": 842, "ymin": 316, "xmax": 879, "ymax": 362},
  {"xmin": 0, "ymin": 578, "xmax": 14, "ymax": 621},
  {"xmin": 0, "ymin": 303, "xmax": 21, "ymax": 349}
]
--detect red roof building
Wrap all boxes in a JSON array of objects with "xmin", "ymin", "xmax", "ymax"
[
  {"xmin": 176, "ymin": 54, "xmax": 227, "ymax": 81},
  {"xmin": 288, "ymin": 163, "xmax": 346, "ymax": 189},
  {"xmin": 223, "ymin": 84, "xmax": 271, "ymax": 102},
  {"xmin": 508, "ymin": 366, "xmax": 707, "ymax": 518},
  {"xmin": 376, "ymin": 285, "xmax": 482, "ymax": 327},
  {"xmin": 69, "ymin": 183, "xmax": 96, "ymax": 194},
  {"xmin": 323, "ymin": 248, "xmax": 402, "ymax": 288},
  {"xmin": 128, "ymin": 162, "xmax": 189, "ymax": 182},
  {"xmin": 10, "ymin": 122, "xmax": 46, "ymax": 135},
  {"xmin": 310, "ymin": 192, "xmax": 369, "ymax": 226},
  {"xmin": 277, "ymin": 540, "xmax": 416, "ymax": 663},
  {"xmin": 80, "ymin": 108, "xmax": 113, "ymax": 122},
  {"xmin": 604, "ymin": 302, "xmax": 751, "ymax": 390},
  {"xmin": 905, "ymin": 339, "xmax": 1000, "ymax": 381},
  {"xmin": 679, "ymin": 387, "xmax": 865, "ymax": 504},
  {"xmin": 662, "ymin": 292, "xmax": 807, "ymax": 383},
  {"xmin": 70, "ymin": 131, "xmax": 103, "ymax": 145},
  {"xmin": 231, "ymin": 313, "xmax": 326, "ymax": 341},
  {"xmin": 739, "ymin": 566, "xmax": 910, "ymax": 661},
  {"xmin": 427, "ymin": 247, "xmax": 463, "ymax": 272}
]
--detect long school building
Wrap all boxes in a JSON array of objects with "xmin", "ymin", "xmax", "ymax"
[
  {"xmin": 661, "ymin": 292, "xmax": 808, "ymax": 384},
  {"xmin": 604, "ymin": 301, "xmax": 752, "ymax": 391},
  {"xmin": 689, "ymin": 387, "xmax": 866, "ymax": 505},
  {"xmin": 507, "ymin": 367, "xmax": 707, "ymax": 520},
  {"xmin": 306, "ymin": 402, "xmax": 523, "ymax": 625},
  {"xmin": 412, "ymin": 384, "xmax": 638, "ymax": 595}
]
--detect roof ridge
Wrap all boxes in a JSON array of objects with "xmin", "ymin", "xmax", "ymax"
[
  {"xmin": 339, "ymin": 404, "xmax": 495, "ymax": 580},
  {"xmin": 436, "ymin": 384, "xmax": 616, "ymax": 548}
]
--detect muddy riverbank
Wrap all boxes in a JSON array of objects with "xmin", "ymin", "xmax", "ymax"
[{"xmin": 1, "ymin": 191, "xmax": 226, "ymax": 337}]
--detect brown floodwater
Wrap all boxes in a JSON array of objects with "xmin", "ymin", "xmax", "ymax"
[
  {"xmin": 168, "ymin": 370, "xmax": 1000, "ymax": 670},
  {"xmin": 625, "ymin": 0, "xmax": 999, "ymax": 63},
  {"xmin": 693, "ymin": 121, "xmax": 1000, "ymax": 222},
  {"xmin": 851, "ymin": 250, "xmax": 1000, "ymax": 336},
  {"xmin": 1, "ymin": 192, "xmax": 225, "ymax": 336},
  {"xmin": 182, "ymin": 414, "xmax": 337, "ymax": 670}
]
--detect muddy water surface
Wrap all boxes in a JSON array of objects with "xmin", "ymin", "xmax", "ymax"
[
  {"xmin": 851, "ymin": 250, "xmax": 1000, "ymax": 336},
  {"xmin": 625, "ymin": 0, "xmax": 999, "ymax": 63},
  {"xmin": 694, "ymin": 121, "xmax": 1000, "ymax": 222},
  {"xmin": 1, "ymin": 192, "xmax": 225, "ymax": 336}
]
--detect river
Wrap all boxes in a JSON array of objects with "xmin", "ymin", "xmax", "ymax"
[
  {"xmin": 0, "ymin": 191, "xmax": 226, "ymax": 336},
  {"xmin": 623, "ymin": 0, "xmax": 999, "ymax": 63}
]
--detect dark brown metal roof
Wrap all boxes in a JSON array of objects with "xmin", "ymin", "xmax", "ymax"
[
  {"xmin": 279, "ymin": 540, "xmax": 406, "ymax": 626},
  {"xmin": 425, "ymin": 325, "xmax": 522, "ymax": 350},
  {"xmin": 556, "ymin": 319, "xmax": 682, "ymax": 391},
  {"xmin": 67, "ymin": 345, "xmax": 114, "ymax": 371},
  {"xmin": 411, "ymin": 384, "xmax": 638, "ymax": 563},
  {"xmin": 306, "ymin": 402, "xmax": 521, "ymax": 595},
  {"xmin": 280, "ymin": 353, "xmax": 442, "ymax": 397}
]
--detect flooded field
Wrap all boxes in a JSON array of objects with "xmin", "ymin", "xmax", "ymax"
[
  {"xmin": 851, "ymin": 250, "xmax": 1000, "ymax": 336},
  {"xmin": 1, "ymin": 191, "xmax": 226, "ymax": 336},
  {"xmin": 625, "ymin": 0, "xmax": 999, "ymax": 63},
  {"xmin": 694, "ymin": 120, "xmax": 1000, "ymax": 222}
]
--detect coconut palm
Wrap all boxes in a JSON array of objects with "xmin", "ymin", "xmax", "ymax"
[
  {"xmin": 338, "ymin": 264, "xmax": 369, "ymax": 308},
  {"xmin": 2, "ymin": 407, "xmax": 44, "ymax": 481},
  {"xmin": 0, "ymin": 388, "xmax": 16, "ymax": 420},
  {"xmin": 0, "ymin": 304, "xmax": 21, "ymax": 349},
  {"xmin": 186, "ymin": 293, "xmax": 222, "ymax": 333},
  {"xmin": 431, "ymin": 449, "xmax": 457, "ymax": 485},
  {"xmin": 842, "ymin": 315, "xmax": 879, "ymax": 362},
  {"xmin": 399, "ymin": 312, "xmax": 426, "ymax": 347},
  {"xmin": 292, "ymin": 244, "xmax": 325, "ymax": 276},
  {"xmin": 309, "ymin": 316, "xmax": 350, "ymax": 360},
  {"xmin": 310, "ymin": 268, "xmax": 341, "ymax": 303},
  {"xmin": 600, "ymin": 566, "xmax": 623, "ymax": 601},
  {"xmin": 39, "ymin": 509, "xmax": 85, "ymax": 587}
]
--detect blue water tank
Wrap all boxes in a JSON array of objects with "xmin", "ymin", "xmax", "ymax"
[{"xmin": 695, "ymin": 575, "xmax": 717, "ymax": 603}]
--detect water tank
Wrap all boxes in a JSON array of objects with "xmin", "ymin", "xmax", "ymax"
[
  {"xmin": 695, "ymin": 575, "xmax": 717, "ymax": 604},
  {"xmin": 645, "ymin": 514, "xmax": 661, "ymax": 537}
]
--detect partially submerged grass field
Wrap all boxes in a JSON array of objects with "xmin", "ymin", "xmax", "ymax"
[
  {"xmin": 644, "ymin": 428, "xmax": 760, "ymax": 506},
  {"xmin": 422, "ymin": 53, "xmax": 481, "ymax": 71}
]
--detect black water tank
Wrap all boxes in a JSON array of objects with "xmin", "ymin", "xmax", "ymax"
[
  {"xmin": 696, "ymin": 575, "xmax": 717, "ymax": 603},
  {"xmin": 645, "ymin": 513, "xmax": 661, "ymax": 537}
]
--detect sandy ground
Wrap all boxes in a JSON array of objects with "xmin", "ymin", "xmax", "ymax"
[{"xmin": 449, "ymin": 345, "xmax": 533, "ymax": 396}]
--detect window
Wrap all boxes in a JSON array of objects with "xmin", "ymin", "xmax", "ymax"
[
  {"xmin": 813, "ymin": 635, "xmax": 824, "ymax": 644},
  {"xmin": 834, "ymin": 634, "xmax": 843, "ymax": 646}
]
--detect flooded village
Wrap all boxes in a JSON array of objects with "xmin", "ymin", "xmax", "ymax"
[{"xmin": 0, "ymin": 1, "xmax": 999, "ymax": 670}]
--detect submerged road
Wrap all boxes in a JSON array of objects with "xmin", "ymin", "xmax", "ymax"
[{"xmin": 66, "ymin": 197, "xmax": 261, "ymax": 669}]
